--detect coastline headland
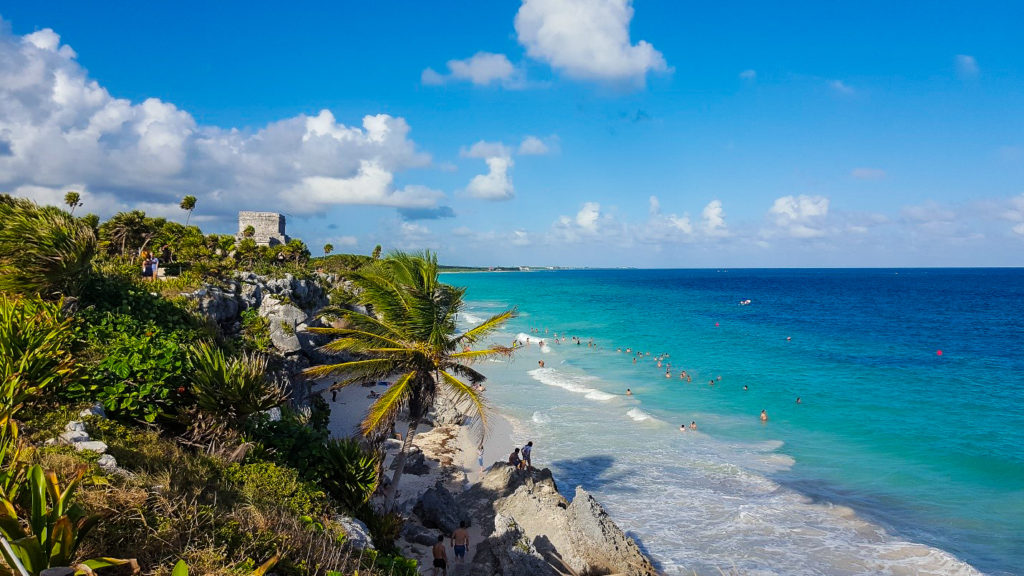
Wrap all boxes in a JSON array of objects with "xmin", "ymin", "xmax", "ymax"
[{"xmin": 316, "ymin": 380, "xmax": 659, "ymax": 575}]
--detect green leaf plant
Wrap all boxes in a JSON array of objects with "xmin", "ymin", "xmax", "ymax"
[{"xmin": 0, "ymin": 464, "xmax": 136, "ymax": 575}]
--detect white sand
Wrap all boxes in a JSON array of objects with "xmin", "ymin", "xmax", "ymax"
[{"xmin": 313, "ymin": 377, "xmax": 518, "ymax": 572}]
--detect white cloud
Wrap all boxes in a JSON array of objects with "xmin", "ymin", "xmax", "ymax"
[
  {"xmin": 462, "ymin": 140, "xmax": 515, "ymax": 200},
  {"xmin": 767, "ymin": 195, "xmax": 830, "ymax": 238},
  {"xmin": 422, "ymin": 52, "xmax": 522, "ymax": 87},
  {"xmin": 851, "ymin": 167, "xmax": 886, "ymax": 180},
  {"xmin": 955, "ymin": 54, "xmax": 979, "ymax": 78},
  {"xmin": 829, "ymin": 80, "xmax": 854, "ymax": 95},
  {"xmin": 462, "ymin": 140, "xmax": 511, "ymax": 159},
  {"xmin": 575, "ymin": 201, "xmax": 601, "ymax": 232},
  {"xmin": 739, "ymin": 69, "xmax": 756, "ymax": 80},
  {"xmin": 328, "ymin": 235, "xmax": 358, "ymax": 247},
  {"xmin": 514, "ymin": 0, "xmax": 668, "ymax": 84},
  {"xmin": 702, "ymin": 200, "xmax": 728, "ymax": 236},
  {"xmin": 0, "ymin": 22, "xmax": 437, "ymax": 220},
  {"xmin": 466, "ymin": 156, "xmax": 514, "ymax": 200},
  {"xmin": 1001, "ymin": 194, "xmax": 1024, "ymax": 236},
  {"xmin": 518, "ymin": 135, "xmax": 549, "ymax": 155}
]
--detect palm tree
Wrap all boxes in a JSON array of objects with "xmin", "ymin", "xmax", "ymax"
[
  {"xmin": 180, "ymin": 195, "xmax": 197, "ymax": 226},
  {"xmin": 63, "ymin": 191, "xmax": 82, "ymax": 215},
  {"xmin": 324, "ymin": 243, "xmax": 334, "ymax": 256},
  {"xmin": 304, "ymin": 251, "xmax": 516, "ymax": 510}
]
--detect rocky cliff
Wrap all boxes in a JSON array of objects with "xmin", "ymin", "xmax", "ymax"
[{"xmin": 458, "ymin": 464, "xmax": 658, "ymax": 576}]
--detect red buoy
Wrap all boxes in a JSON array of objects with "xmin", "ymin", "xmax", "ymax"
[
  {"xmin": 937, "ymin": 350, "xmax": 943, "ymax": 356},
  {"xmin": 714, "ymin": 322, "xmax": 719, "ymax": 327}
]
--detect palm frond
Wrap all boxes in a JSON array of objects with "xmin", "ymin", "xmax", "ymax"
[
  {"xmin": 450, "ymin": 345, "xmax": 517, "ymax": 363},
  {"xmin": 455, "ymin": 308, "xmax": 518, "ymax": 346},
  {"xmin": 302, "ymin": 358, "xmax": 394, "ymax": 381},
  {"xmin": 361, "ymin": 371, "xmax": 415, "ymax": 436},
  {"xmin": 438, "ymin": 370, "xmax": 488, "ymax": 438}
]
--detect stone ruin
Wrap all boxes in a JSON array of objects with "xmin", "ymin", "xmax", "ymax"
[{"xmin": 237, "ymin": 211, "xmax": 290, "ymax": 246}]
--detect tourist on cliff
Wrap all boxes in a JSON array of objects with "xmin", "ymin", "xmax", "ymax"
[{"xmin": 522, "ymin": 441, "xmax": 534, "ymax": 470}]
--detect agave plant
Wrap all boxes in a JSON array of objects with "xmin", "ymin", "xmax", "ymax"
[
  {"xmin": 186, "ymin": 341, "xmax": 289, "ymax": 428},
  {"xmin": 319, "ymin": 438, "xmax": 380, "ymax": 513},
  {"xmin": 0, "ymin": 196, "xmax": 96, "ymax": 299},
  {"xmin": 0, "ymin": 464, "xmax": 135, "ymax": 576}
]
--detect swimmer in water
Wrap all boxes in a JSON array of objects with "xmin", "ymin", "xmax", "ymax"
[
  {"xmin": 680, "ymin": 424, "xmax": 686, "ymax": 432},
  {"xmin": 626, "ymin": 388, "xmax": 632, "ymax": 396},
  {"xmin": 665, "ymin": 370, "xmax": 671, "ymax": 378},
  {"xmin": 796, "ymin": 397, "xmax": 801, "ymax": 404},
  {"xmin": 690, "ymin": 421, "xmax": 697, "ymax": 431},
  {"xmin": 743, "ymin": 385, "xmax": 748, "ymax": 391},
  {"xmin": 760, "ymin": 409, "xmax": 768, "ymax": 422}
]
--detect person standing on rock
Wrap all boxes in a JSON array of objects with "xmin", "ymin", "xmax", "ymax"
[
  {"xmin": 432, "ymin": 534, "xmax": 449, "ymax": 576},
  {"xmin": 452, "ymin": 521, "xmax": 470, "ymax": 569},
  {"xmin": 522, "ymin": 441, "xmax": 534, "ymax": 471}
]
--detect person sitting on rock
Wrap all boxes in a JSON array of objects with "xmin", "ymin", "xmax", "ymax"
[{"xmin": 508, "ymin": 447, "xmax": 522, "ymax": 469}]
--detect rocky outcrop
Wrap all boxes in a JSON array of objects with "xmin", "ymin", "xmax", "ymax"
[
  {"xmin": 413, "ymin": 481, "xmax": 472, "ymax": 533},
  {"xmin": 461, "ymin": 464, "xmax": 658, "ymax": 576},
  {"xmin": 184, "ymin": 272, "xmax": 340, "ymax": 406}
]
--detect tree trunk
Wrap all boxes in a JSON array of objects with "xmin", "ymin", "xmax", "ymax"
[{"xmin": 382, "ymin": 416, "xmax": 421, "ymax": 511}]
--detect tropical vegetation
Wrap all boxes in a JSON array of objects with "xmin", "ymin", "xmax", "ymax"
[
  {"xmin": 305, "ymin": 251, "xmax": 516, "ymax": 509},
  {"xmin": 0, "ymin": 194, "xmax": 453, "ymax": 575}
]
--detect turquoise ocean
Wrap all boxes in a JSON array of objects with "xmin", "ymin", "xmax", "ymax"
[{"xmin": 442, "ymin": 269, "xmax": 1024, "ymax": 576}]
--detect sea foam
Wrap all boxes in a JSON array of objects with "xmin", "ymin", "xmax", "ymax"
[{"xmin": 528, "ymin": 367, "xmax": 615, "ymax": 402}]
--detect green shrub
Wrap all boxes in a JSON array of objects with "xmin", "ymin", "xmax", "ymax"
[
  {"xmin": 222, "ymin": 461, "xmax": 328, "ymax": 519},
  {"xmin": 319, "ymin": 438, "xmax": 379, "ymax": 512},
  {"xmin": 0, "ymin": 195, "xmax": 96, "ymax": 298},
  {"xmin": 187, "ymin": 341, "xmax": 287, "ymax": 428},
  {"xmin": 69, "ymin": 309, "xmax": 192, "ymax": 423},
  {"xmin": 0, "ymin": 296, "xmax": 78, "ymax": 466},
  {"xmin": 239, "ymin": 308, "xmax": 272, "ymax": 352}
]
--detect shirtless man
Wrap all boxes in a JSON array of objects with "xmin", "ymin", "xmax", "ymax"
[
  {"xmin": 432, "ymin": 535, "xmax": 448, "ymax": 576},
  {"xmin": 452, "ymin": 521, "xmax": 470, "ymax": 568},
  {"xmin": 761, "ymin": 409, "xmax": 768, "ymax": 422}
]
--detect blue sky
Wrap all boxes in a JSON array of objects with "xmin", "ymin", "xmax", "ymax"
[{"xmin": 1, "ymin": 1, "xmax": 1022, "ymax": 267}]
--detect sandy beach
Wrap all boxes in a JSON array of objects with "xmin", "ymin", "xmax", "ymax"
[{"xmin": 311, "ymin": 377, "xmax": 518, "ymax": 570}]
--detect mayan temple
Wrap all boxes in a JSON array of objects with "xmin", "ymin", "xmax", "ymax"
[{"xmin": 236, "ymin": 211, "xmax": 290, "ymax": 246}]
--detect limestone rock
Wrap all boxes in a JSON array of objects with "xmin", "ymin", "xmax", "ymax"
[
  {"xmin": 96, "ymin": 454, "xmax": 118, "ymax": 471},
  {"xmin": 74, "ymin": 440, "xmax": 108, "ymax": 454},
  {"xmin": 470, "ymin": 513, "xmax": 559, "ymax": 576},
  {"xmin": 59, "ymin": 430, "xmax": 88, "ymax": 443},
  {"xmin": 335, "ymin": 515, "xmax": 374, "ymax": 550},
  {"xmin": 78, "ymin": 404, "xmax": 105, "ymax": 419},
  {"xmin": 64, "ymin": 420, "xmax": 86, "ymax": 433},
  {"xmin": 565, "ymin": 487, "xmax": 658, "ymax": 576},
  {"xmin": 460, "ymin": 464, "xmax": 657, "ymax": 576},
  {"xmin": 414, "ymin": 481, "xmax": 471, "ymax": 533},
  {"xmin": 401, "ymin": 522, "xmax": 440, "ymax": 547}
]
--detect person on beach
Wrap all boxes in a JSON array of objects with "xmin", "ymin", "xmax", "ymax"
[
  {"xmin": 761, "ymin": 409, "xmax": 768, "ymax": 421},
  {"xmin": 690, "ymin": 421, "xmax": 697, "ymax": 430},
  {"xmin": 522, "ymin": 441, "xmax": 533, "ymax": 470},
  {"xmin": 452, "ymin": 521, "xmax": 470, "ymax": 567},
  {"xmin": 509, "ymin": 448, "xmax": 522, "ymax": 468},
  {"xmin": 432, "ymin": 535, "xmax": 449, "ymax": 576}
]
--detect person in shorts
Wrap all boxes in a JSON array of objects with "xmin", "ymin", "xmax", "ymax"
[
  {"xmin": 432, "ymin": 534, "xmax": 448, "ymax": 575},
  {"xmin": 452, "ymin": 521, "xmax": 470, "ymax": 566}
]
